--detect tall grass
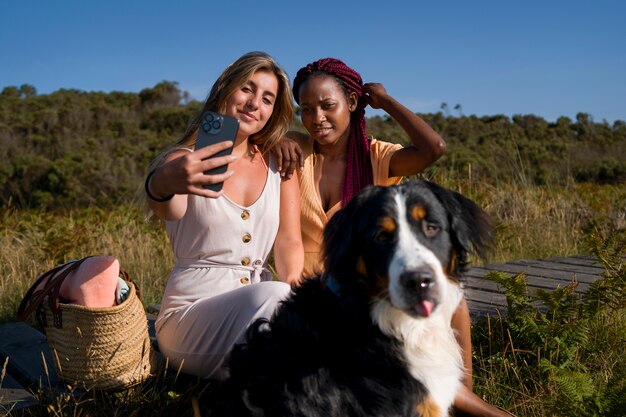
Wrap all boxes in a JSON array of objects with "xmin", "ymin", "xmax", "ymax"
[
  {"xmin": 0, "ymin": 205, "xmax": 173, "ymax": 322},
  {"xmin": 1, "ymin": 179, "xmax": 624, "ymax": 416},
  {"xmin": 2, "ymin": 180, "xmax": 621, "ymax": 322}
]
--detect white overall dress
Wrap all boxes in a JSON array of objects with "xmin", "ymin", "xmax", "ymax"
[{"xmin": 155, "ymin": 155, "xmax": 291, "ymax": 378}]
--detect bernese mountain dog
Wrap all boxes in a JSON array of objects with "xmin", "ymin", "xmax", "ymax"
[{"xmin": 205, "ymin": 179, "xmax": 493, "ymax": 417}]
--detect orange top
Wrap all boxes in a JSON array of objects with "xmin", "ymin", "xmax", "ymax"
[{"xmin": 298, "ymin": 138, "xmax": 403, "ymax": 277}]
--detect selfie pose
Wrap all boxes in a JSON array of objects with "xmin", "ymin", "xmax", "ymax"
[
  {"xmin": 145, "ymin": 51, "xmax": 303, "ymax": 378},
  {"xmin": 276, "ymin": 57, "xmax": 512, "ymax": 416}
]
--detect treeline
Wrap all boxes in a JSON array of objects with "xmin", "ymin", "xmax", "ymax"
[
  {"xmin": 367, "ymin": 108, "xmax": 626, "ymax": 186},
  {"xmin": 1, "ymin": 82, "xmax": 625, "ymax": 210}
]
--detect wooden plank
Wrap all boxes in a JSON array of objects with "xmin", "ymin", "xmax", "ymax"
[
  {"xmin": 0, "ymin": 322, "xmax": 61, "ymax": 389},
  {"xmin": 514, "ymin": 261, "xmax": 604, "ymax": 283},
  {"xmin": 515, "ymin": 259, "xmax": 605, "ymax": 275},
  {"xmin": 469, "ymin": 267, "xmax": 593, "ymax": 292},
  {"xmin": 464, "ymin": 274, "xmax": 505, "ymax": 292},
  {"xmin": 1, "ymin": 371, "xmax": 23, "ymax": 390},
  {"xmin": 466, "ymin": 268, "xmax": 588, "ymax": 294},
  {"xmin": 465, "ymin": 301, "xmax": 505, "ymax": 319},
  {"xmin": 480, "ymin": 263, "xmax": 599, "ymax": 284},
  {"xmin": 0, "ymin": 373, "xmax": 38, "ymax": 412},
  {"xmin": 470, "ymin": 271, "xmax": 589, "ymax": 295},
  {"xmin": 462, "ymin": 254, "xmax": 607, "ymax": 319},
  {"xmin": 544, "ymin": 256, "xmax": 604, "ymax": 268},
  {"xmin": 464, "ymin": 288, "xmax": 507, "ymax": 305}
]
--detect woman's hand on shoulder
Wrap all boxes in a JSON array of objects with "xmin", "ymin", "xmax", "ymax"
[{"xmin": 274, "ymin": 131, "xmax": 308, "ymax": 179}]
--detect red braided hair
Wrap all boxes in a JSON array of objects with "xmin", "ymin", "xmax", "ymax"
[{"xmin": 293, "ymin": 58, "xmax": 373, "ymax": 207}]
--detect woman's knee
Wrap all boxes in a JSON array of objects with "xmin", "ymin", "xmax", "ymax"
[{"xmin": 245, "ymin": 281, "xmax": 291, "ymax": 313}]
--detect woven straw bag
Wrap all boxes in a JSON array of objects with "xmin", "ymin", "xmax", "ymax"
[{"xmin": 17, "ymin": 257, "xmax": 157, "ymax": 391}]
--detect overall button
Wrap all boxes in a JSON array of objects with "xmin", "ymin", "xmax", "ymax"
[
  {"xmin": 241, "ymin": 210, "xmax": 250, "ymax": 220},
  {"xmin": 241, "ymin": 257, "xmax": 251, "ymax": 266},
  {"xmin": 240, "ymin": 277, "xmax": 250, "ymax": 285},
  {"xmin": 242, "ymin": 233, "xmax": 252, "ymax": 243},
  {"xmin": 253, "ymin": 259, "xmax": 263, "ymax": 266}
]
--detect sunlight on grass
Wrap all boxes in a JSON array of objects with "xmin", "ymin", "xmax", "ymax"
[{"xmin": 1, "ymin": 181, "xmax": 624, "ymax": 416}]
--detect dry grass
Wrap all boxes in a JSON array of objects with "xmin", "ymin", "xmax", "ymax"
[
  {"xmin": 0, "ymin": 205, "xmax": 173, "ymax": 322},
  {"xmin": 429, "ymin": 177, "xmax": 626, "ymax": 264},
  {"xmin": 1, "ymin": 180, "xmax": 624, "ymax": 416},
  {"xmin": 2, "ymin": 181, "xmax": 624, "ymax": 320}
]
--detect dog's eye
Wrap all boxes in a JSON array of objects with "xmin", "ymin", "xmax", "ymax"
[
  {"xmin": 423, "ymin": 222, "xmax": 440, "ymax": 237},
  {"xmin": 374, "ymin": 230, "xmax": 393, "ymax": 242}
]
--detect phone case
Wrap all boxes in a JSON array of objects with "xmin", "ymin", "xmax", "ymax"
[{"xmin": 195, "ymin": 111, "xmax": 239, "ymax": 192}]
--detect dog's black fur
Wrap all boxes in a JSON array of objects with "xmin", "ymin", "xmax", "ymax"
[{"xmin": 204, "ymin": 180, "xmax": 492, "ymax": 417}]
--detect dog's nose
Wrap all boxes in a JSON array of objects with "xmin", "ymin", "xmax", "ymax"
[{"xmin": 399, "ymin": 271, "xmax": 435, "ymax": 291}]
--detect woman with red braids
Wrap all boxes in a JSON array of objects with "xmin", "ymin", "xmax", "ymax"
[{"xmin": 277, "ymin": 58, "xmax": 513, "ymax": 417}]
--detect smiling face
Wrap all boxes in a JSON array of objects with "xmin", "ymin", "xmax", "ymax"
[
  {"xmin": 298, "ymin": 74, "xmax": 358, "ymax": 149},
  {"xmin": 224, "ymin": 69, "xmax": 279, "ymax": 139}
]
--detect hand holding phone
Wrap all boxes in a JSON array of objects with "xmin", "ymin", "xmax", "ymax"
[{"xmin": 195, "ymin": 111, "xmax": 239, "ymax": 191}]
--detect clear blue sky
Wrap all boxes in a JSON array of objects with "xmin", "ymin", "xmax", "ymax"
[{"xmin": 2, "ymin": 0, "xmax": 624, "ymax": 123}]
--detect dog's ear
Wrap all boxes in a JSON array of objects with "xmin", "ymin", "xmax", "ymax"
[
  {"xmin": 322, "ymin": 185, "xmax": 383, "ymax": 279},
  {"xmin": 422, "ymin": 181, "xmax": 493, "ymax": 274}
]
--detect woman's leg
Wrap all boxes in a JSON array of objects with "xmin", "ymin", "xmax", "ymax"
[
  {"xmin": 157, "ymin": 281, "xmax": 291, "ymax": 379},
  {"xmin": 452, "ymin": 296, "xmax": 473, "ymax": 389},
  {"xmin": 451, "ymin": 297, "xmax": 515, "ymax": 416}
]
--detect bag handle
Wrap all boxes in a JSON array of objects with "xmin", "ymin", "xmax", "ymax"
[{"xmin": 17, "ymin": 257, "xmax": 93, "ymax": 328}]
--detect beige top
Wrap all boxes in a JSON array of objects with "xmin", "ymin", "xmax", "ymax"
[
  {"xmin": 299, "ymin": 139, "xmax": 403, "ymax": 277},
  {"xmin": 156, "ymin": 155, "xmax": 281, "ymax": 331}
]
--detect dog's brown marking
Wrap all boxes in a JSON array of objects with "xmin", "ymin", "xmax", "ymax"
[
  {"xmin": 416, "ymin": 395, "xmax": 441, "ymax": 417},
  {"xmin": 448, "ymin": 250, "xmax": 458, "ymax": 274},
  {"xmin": 357, "ymin": 256, "xmax": 389, "ymax": 297},
  {"xmin": 410, "ymin": 204, "xmax": 427, "ymax": 221},
  {"xmin": 446, "ymin": 250, "xmax": 461, "ymax": 283},
  {"xmin": 379, "ymin": 216, "xmax": 396, "ymax": 233},
  {"xmin": 370, "ymin": 274, "xmax": 391, "ymax": 300},
  {"xmin": 357, "ymin": 256, "xmax": 368, "ymax": 276}
]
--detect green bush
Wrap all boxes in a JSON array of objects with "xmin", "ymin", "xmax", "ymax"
[{"xmin": 1, "ymin": 84, "xmax": 625, "ymax": 210}]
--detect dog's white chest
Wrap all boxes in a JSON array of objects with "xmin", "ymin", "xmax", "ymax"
[
  {"xmin": 404, "ymin": 319, "xmax": 463, "ymax": 416},
  {"xmin": 374, "ymin": 288, "xmax": 464, "ymax": 417}
]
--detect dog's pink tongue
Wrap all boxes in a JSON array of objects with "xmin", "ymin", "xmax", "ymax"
[{"xmin": 414, "ymin": 300, "xmax": 435, "ymax": 317}]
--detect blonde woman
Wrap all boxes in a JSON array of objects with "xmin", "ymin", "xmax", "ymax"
[{"xmin": 145, "ymin": 52, "xmax": 303, "ymax": 378}]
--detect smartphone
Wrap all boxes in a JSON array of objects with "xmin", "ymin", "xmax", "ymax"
[{"xmin": 195, "ymin": 111, "xmax": 239, "ymax": 192}]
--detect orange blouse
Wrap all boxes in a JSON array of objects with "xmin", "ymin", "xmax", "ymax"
[{"xmin": 298, "ymin": 138, "xmax": 403, "ymax": 278}]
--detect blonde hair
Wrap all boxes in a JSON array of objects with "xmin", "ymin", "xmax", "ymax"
[{"xmin": 151, "ymin": 52, "xmax": 293, "ymax": 170}]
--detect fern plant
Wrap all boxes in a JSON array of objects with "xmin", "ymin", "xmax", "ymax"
[{"xmin": 472, "ymin": 227, "xmax": 625, "ymax": 417}]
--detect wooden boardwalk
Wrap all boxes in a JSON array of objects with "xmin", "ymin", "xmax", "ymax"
[
  {"xmin": 0, "ymin": 256, "xmax": 608, "ymax": 412},
  {"xmin": 463, "ymin": 255, "xmax": 606, "ymax": 318}
]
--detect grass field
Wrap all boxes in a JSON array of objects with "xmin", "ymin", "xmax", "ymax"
[{"xmin": 1, "ymin": 179, "xmax": 624, "ymax": 416}]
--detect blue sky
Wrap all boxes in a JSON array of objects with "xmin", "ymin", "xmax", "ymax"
[{"xmin": 1, "ymin": 0, "xmax": 624, "ymax": 123}]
